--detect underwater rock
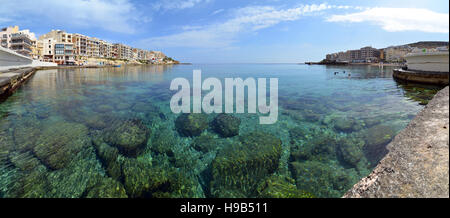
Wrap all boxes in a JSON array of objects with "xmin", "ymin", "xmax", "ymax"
[
  {"xmin": 83, "ymin": 113, "xmax": 111, "ymax": 130},
  {"xmin": 13, "ymin": 117, "xmax": 41, "ymax": 152},
  {"xmin": 6, "ymin": 165, "xmax": 50, "ymax": 198},
  {"xmin": 290, "ymin": 160, "xmax": 353, "ymax": 198},
  {"xmin": 92, "ymin": 137, "xmax": 122, "ymax": 180},
  {"xmin": 103, "ymin": 118, "xmax": 150, "ymax": 157},
  {"xmin": 121, "ymin": 158, "xmax": 170, "ymax": 198},
  {"xmin": 152, "ymin": 170, "xmax": 202, "ymax": 198},
  {"xmin": 337, "ymin": 138, "xmax": 364, "ymax": 166},
  {"xmin": 151, "ymin": 126, "xmax": 177, "ymax": 156},
  {"xmin": 288, "ymin": 127, "xmax": 312, "ymax": 160},
  {"xmin": 363, "ymin": 124, "xmax": 396, "ymax": 166},
  {"xmin": 93, "ymin": 137, "xmax": 119, "ymax": 164},
  {"xmin": 57, "ymin": 99, "xmax": 87, "ymax": 123},
  {"xmin": 290, "ymin": 129, "xmax": 338, "ymax": 162},
  {"xmin": 302, "ymin": 109, "xmax": 322, "ymax": 122},
  {"xmin": 211, "ymin": 114, "xmax": 241, "ymax": 137},
  {"xmin": 46, "ymin": 148, "xmax": 102, "ymax": 198},
  {"xmin": 175, "ymin": 113, "xmax": 208, "ymax": 137},
  {"xmin": 280, "ymin": 96, "xmax": 319, "ymax": 111},
  {"xmin": 210, "ymin": 131, "xmax": 282, "ymax": 197},
  {"xmin": 332, "ymin": 117, "xmax": 363, "ymax": 133},
  {"xmin": 289, "ymin": 127, "xmax": 307, "ymax": 142},
  {"xmin": 94, "ymin": 104, "xmax": 114, "ymax": 113},
  {"xmin": 282, "ymin": 109, "xmax": 304, "ymax": 122},
  {"xmin": 172, "ymin": 146, "xmax": 203, "ymax": 171},
  {"xmin": 86, "ymin": 177, "xmax": 128, "ymax": 198},
  {"xmin": 35, "ymin": 108, "xmax": 51, "ymax": 119},
  {"xmin": 33, "ymin": 122, "xmax": 90, "ymax": 170},
  {"xmin": 333, "ymin": 117, "xmax": 355, "ymax": 132},
  {"xmin": 133, "ymin": 102, "xmax": 165, "ymax": 123},
  {"xmin": 121, "ymin": 158, "xmax": 199, "ymax": 198},
  {"xmin": 362, "ymin": 117, "xmax": 381, "ymax": 128},
  {"xmin": 191, "ymin": 134, "xmax": 217, "ymax": 153},
  {"xmin": 256, "ymin": 174, "xmax": 314, "ymax": 198},
  {"xmin": 131, "ymin": 102, "xmax": 160, "ymax": 113},
  {"xmin": 9, "ymin": 151, "xmax": 41, "ymax": 172},
  {"xmin": 115, "ymin": 102, "xmax": 133, "ymax": 110}
]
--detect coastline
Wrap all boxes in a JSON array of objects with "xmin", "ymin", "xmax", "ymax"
[
  {"xmin": 344, "ymin": 86, "xmax": 449, "ymax": 198},
  {"xmin": 0, "ymin": 63, "xmax": 179, "ymax": 101},
  {"xmin": 305, "ymin": 61, "xmax": 404, "ymax": 67},
  {"xmin": 0, "ymin": 62, "xmax": 446, "ymax": 197}
]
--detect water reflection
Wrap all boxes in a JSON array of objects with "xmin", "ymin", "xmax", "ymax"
[{"xmin": 0, "ymin": 64, "xmax": 442, "ymax": 198}]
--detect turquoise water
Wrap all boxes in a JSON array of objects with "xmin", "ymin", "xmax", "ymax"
[{"xmin": 0, "ymin": 64, "xmax": 441, "ymax": 198}]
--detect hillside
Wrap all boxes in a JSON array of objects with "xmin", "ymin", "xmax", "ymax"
[{"xmin": 406, "ymin": 41, "xmax": 448, "ymax": 49}]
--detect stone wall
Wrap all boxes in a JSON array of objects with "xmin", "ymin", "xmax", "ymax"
[{"xmin": 0, "ymin": 68, "xmax": 36, "ymax": 99}]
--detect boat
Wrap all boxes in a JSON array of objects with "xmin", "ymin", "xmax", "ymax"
[{"xmin": 393, "ymin": 47, "xmax": 449, "ymax": 85}]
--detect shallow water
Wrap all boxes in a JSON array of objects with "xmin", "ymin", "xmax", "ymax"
[{"xmin": 0, "ymin": 64, "xmax": 441, "ymax": 198}]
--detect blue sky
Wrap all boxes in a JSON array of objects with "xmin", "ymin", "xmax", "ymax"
[{"xmin": 0, "ymin": 0, "xmax": 448, "ymax": 63}]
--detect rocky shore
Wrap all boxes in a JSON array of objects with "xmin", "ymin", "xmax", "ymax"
[{"xmin": 344, "ymin": 86, "xmax": 449, "ymax": 198}]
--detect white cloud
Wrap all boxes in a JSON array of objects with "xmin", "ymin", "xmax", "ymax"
[
  {"xmin": 139, "ymin": 3, "xmax": 342, "ymax": 49},
  {"xmin": 153, "ymin": 0, "xmax": 212, "ymax": 11},
  {"xmin": 211, "ymin": 9, "xmax": 225, "ymax": 15},
  {"xmin": 0, "ymin": 0, "xmax": 148, "ymax": 34},
  {"xmin": 327, "ymin": 7, "xmax": 449, "ymax": 33}
]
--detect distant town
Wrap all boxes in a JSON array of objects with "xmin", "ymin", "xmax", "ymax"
[
  {"xmin": 318, "ymin": 41, "xmax": 449, "ymax": 65},
  {"xmin": 1, "ymin": 26, "xmax": 178, "ymax": 66}
]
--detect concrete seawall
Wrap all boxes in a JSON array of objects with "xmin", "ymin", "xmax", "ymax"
[
  {"xmin": 393, "ymin": 69, "xmax": 449, "ymax": 86},
  {"xmin": 344, "ymin": 86, "xmax": 449, "ymax": 198},
  {"xmin": 0, "ymin": 68, "xmax": 36, "ymax": 100},
  {"xmin": 1, "ymin": 46, "xmax": 57, "ymax": 72},
  {"xmin": 0, "ymin": 46, "xmax": 33, "ymax": 71}
]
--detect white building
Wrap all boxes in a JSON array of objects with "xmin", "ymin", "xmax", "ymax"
[{"xmin": 1, "ymin": 26, "xmax": 37, "ymax": 57}]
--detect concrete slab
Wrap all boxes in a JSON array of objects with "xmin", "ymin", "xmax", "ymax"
[
  {"xmin": 0, "ymin": 77, "xmax": 10, "ymax": 87},
  {"xmin": 0, "ymin": 73, "xmax": 21, "ymax": 78}
]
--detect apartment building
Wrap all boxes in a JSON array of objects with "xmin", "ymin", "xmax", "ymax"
[
  {"xmin": 38, "ymin": 30, "xmax": 75, "ymax": 64},
  {"xmin": 132, "ymin": 48, "xmax": 139, "ymax": 60},
  {"xmin": 113, "ymin": 43, "xmax": 132, "ymax": 60},
  {"xmin": 41, "ymin": 37, "xmax": 56, "ymax": 62},
  {"xmin": 72, "ymin": 33, "xmax": 88, "ymax": 57},
  {"xmin": 385, "ymin": 46, "xmax": 411, "ymax": 63},
  {"xmin": 326, "ymin": 46, "xmax": 381, "ymax": 63},
  {"xmin": 39, "ymin": 30, "xmax": 73, "ymax": 43},
  {"xmin": 37, "ymin": 28, "xmax": 164, "ymax": 63},
  {"xmin": 1, "ymin": 26, "xmax": 37, "ymax": 57},
  {"xmin": 360, "ymin": 46, "xmax": 380, "ymax": 62},
  {"xmin": 99, "ymin": 40, "xmax": 113, "ymax": 58},
  {"xmin": 87, "ymin": 37, "xmax": 100, "ymax": 57}
]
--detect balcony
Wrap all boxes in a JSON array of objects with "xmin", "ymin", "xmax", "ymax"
[
  {"xmin": 9, "ymin": 40, "xmax": 32, "ymax": 47},
  {"xmin": 11, "ymin": 34, "xmax": 32, "ymax": 42}
]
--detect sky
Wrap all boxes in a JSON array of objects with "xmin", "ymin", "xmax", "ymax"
[{"xmin": 0, "ymin": 0, "xmax": 448, "ymax": 63}]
